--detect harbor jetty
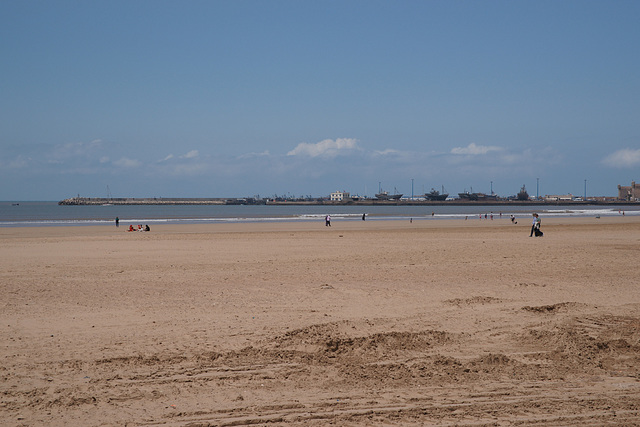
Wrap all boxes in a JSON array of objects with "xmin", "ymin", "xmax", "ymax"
[
  {"xmin": 58, "ymin": 196, "xmax": 631, "ymax": 206},
  {"xmin": 58, "ymin": 197, "xmax": 249, "ymax": 206}
]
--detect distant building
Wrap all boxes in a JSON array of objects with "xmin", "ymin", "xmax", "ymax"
[
  {"xmin": 618, "ymin": 181, "xmax": 640, "ymax": 201},
  {"xmin": 330, "ymin": 191, "xmax": 350, "ymax": 202},
  {"xmin": 544, "ymin": 194, "xmax": 575, "ymax": 202}
]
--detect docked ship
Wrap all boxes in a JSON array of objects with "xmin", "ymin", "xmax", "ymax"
[
  {"xmin": 458, "ymin": 191, "xmax": 478, "ymax": 201},
  {"xmin": 458, "ymin": 188, "xmax": 478, "ymax": 200},
  {"xmin": 517, "ymin": 185, "xmax": 530, "ymax": 201},
  {"xmin": 375, "ymin": 190, "xmax": 403, "ymax": 200},
  {"xmin": 458, "ymin": 188, "xmax": 498, "ymax": 201},
  {"xmin": 424, "ymin": 187, "xmax": 449, "ymax": 201}
]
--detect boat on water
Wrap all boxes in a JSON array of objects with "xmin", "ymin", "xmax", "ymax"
[{"xmin": 424, "ymin": 187, "xmax": 449, "ymax": 201}]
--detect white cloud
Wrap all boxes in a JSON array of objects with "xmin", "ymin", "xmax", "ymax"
[
  {"xmin": 602, "ymin": 148, "xmax": 640, "ymax": 168},
  {"xmin": 287, "ymin": 138, "xmax": 360, "ymax": 158},
  {"xmin": 451, "ymin": 143, "xmax": 502, "ymax": 155},
  {"xmin": 238, "ymin": 150, "xmax": 270, "ymax": 159},
  {"xmin": 181, "ymin": 150, "xmax": 199, "ymax": 159},
  {"xmin": 373, "ymin": 149, "xmax": 400, "ymax": 156},
  {"xmin": 159, "ymin": 151, "xmax": 198, "ymax": 162},
  {"xmin": 99, "ymin": 156, "xmax": 110, "ymax": 164},
  {"xmin": 113, "ymin": 157, "xmax": 141, "ymax": 168}
]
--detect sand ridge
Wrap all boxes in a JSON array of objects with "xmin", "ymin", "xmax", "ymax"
[{"xmin": 1, "ymin": 217, "xmax": 640, "ymax": 425}]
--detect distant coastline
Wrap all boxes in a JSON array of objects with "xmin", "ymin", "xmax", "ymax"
[{"xmin": 58, "ymin": 197, "xmax": 637, "ymax": 207}]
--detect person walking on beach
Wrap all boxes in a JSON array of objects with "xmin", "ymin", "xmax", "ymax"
[
  {"xmin": 529, "ymin": 213, "xmax": 538, "ymax": 237},
  {"xmin": 325, "ymin": 215, "xmax": 331, "ymax": 226},
  {"xmin": 115, "ymin": 217, "xmax": 119, "ymax": 227},
  {"xmin": 534, "ymin": 214, "xmax": 543, "ymax": 236},
  {"xmin": 362, "ymin": 213, "xmax": 366, "ymax": 221}
]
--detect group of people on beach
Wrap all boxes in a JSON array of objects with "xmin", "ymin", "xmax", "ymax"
[
  {"xmin": 116, "ymin": 217, "xmax": 150, "ymax": 232},
  {"xmin": 127, "ymin": 224, "xmax": 150, "ymax": 232},
  {"xmin": 118, "ymin": 213, "xmax": 544, "ymax": 237}
]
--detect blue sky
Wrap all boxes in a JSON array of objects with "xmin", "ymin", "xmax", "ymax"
[{"xmin": 1, "ymin": 1, "xmax": 639, "ymax": 200}]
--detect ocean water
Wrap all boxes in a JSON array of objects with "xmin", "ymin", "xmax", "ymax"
[{"xmin": 0, "ymin": 201, "xmax": 638, "ymax": 227}]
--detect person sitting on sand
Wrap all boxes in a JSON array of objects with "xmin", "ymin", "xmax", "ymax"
[
  {"xmin": 128, "ymin": 225, "xmax": 135, "ymax": 232},
  {"xmin": 144, "ymin": 224, "xmax": 150, "ymax": 232}
]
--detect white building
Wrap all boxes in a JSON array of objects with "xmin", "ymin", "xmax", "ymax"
[
  {"xmin": 330, "ymin": 191, "xmax": 350, "ymax": 202},
  {"xmin": 544, "ymin": 194, "xmax": 574, "ymax": 202}
]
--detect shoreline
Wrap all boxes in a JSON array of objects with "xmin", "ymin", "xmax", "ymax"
[
  {"xmin": 2, "ymin": 214, "xmax": 638, "ymax": 237},
  {"xmin": 3, "ymin": 201, "xmax": 636, "ymax": 230}
]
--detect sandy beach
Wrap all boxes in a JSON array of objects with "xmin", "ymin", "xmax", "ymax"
[{"xmin": 1, "ymin": 216, "xmax": 639, "ymax": 426}]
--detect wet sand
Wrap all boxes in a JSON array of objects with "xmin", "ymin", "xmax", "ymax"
[{"xmin": 2, "ymin": 216, "xmax": 640, "ymax": 425}]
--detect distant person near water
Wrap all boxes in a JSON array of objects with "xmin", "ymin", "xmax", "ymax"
[
  {"xmin": 115, "ymin": 217, "xmax": 119, "ymax": 227},
  {"xmin": 325, "ymin": 215, "xmax": 331, "ymax": 226},
  {"xmin": 362, "ymin": 213, "xmax": 366, "ymax": 221}
]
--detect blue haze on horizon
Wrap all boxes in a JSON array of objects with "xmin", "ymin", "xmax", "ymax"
[{"xmin": 1, "ymin": 0, "xmax": 639, "ymax": 201}]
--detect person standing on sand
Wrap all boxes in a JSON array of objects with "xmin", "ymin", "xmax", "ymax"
[
  {"xmin": 362, "ymin": 213, "xmax": 366, "ymax": 221},
  {"xmin": 325, "ymin": 215, "xmax": 331, "ymax": 226},
  {"xmin": 529, "ymin": 213, "xmax": 538, "ymax": 237},
  {"xmin": 535, "ymin": 214, "xmax": 542, "ymax": 236},
  {"xmin": 115, "ymin": 217, "xmax": 119, "ymax": 227}
]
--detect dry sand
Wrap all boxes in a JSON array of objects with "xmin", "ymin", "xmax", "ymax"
[{"xmin": 1, "ymin": 216, "xmax": 640, "ymax": 426}]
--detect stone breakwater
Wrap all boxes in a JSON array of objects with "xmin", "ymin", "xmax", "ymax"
[{"xmin": 58, "ymin": 197, "xmax": 228, "ymax": 205}]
